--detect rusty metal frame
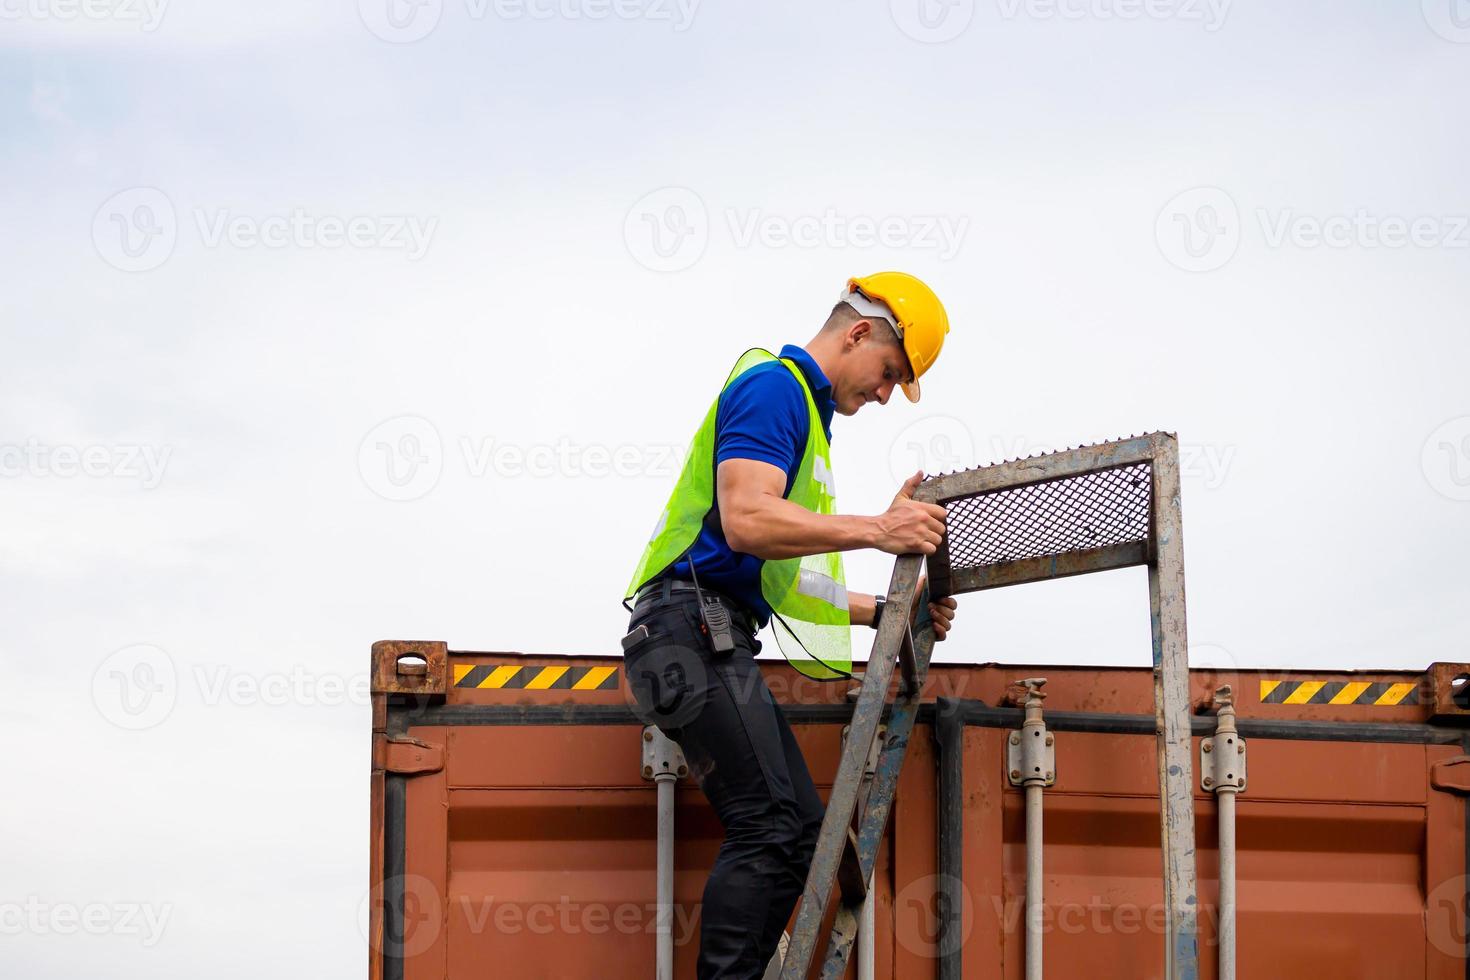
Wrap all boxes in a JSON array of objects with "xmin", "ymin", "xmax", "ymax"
[
  {"xmin": 778, "ymin": 432, "xmax": 1202, "ymax": 979},
  {"xmin": 919, "ymin": 431, "xmax": 1200, "ymax": 980}
]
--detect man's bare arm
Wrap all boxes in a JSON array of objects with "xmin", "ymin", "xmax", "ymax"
[
  {"xmin": 717, "ymin": 459, "xmax": 946, "ymax": 561},
  {"xmin": 848, "ymin": 590, "xmax": 878, "ymax": 628}
]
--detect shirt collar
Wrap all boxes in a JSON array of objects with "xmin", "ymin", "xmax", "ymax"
[{"xmin": 778, "ymin": 344, "xmax": 836, "ymax": 440}]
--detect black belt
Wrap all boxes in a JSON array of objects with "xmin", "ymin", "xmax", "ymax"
[{"xmin": 633, "ymin": 577, "xmax": 758, "ymax": 635}]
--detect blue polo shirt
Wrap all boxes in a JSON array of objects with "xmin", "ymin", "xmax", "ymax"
[{"xmin": 670, "ymin": 344, "xmax": 837, "ymax": 626}]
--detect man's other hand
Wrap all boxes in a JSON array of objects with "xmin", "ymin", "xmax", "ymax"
[
  {"xmin": 926, "ymin": 594, "xmax": 957, "ymax": 641},
  {"xmin": 913, "ymin": 573, "xmax": 958, "ymax": 642}
]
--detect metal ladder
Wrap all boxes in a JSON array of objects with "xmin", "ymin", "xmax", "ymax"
[{"xmin": 779, "ymin": 432, "xmax": 1200, "ymax": 980}]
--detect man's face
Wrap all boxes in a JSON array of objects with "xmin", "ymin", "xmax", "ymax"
[{"xmin": 832, "ymin": 320, "xmax": 914, "ymax": 416}]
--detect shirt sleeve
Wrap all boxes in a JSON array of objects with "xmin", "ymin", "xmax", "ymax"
[{"xmin": 714, "ymin": 366, "xmax": 808, "ymax": 479}]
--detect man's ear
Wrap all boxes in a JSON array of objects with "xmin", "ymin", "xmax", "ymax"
[{"xmin": 846, "ymin": 318, "xmax": 873, "ymax": 350}]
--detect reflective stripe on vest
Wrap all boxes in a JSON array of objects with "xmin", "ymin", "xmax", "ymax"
[
  {"xmin": 813, "ymin": 455, "xmax": 837, "ymax": 498},
  {"xmin": 797, "ymin": 568, "xmax": 849, "ymax": 610}
]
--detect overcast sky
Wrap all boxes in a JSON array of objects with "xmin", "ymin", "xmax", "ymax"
[{"xmin": 3, "ymin": 1, "xmax": 1467, "ymax": 976}]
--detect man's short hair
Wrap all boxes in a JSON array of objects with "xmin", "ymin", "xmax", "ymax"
[{"xmin": 823, "ymin": 301, "xmax": 901, "ymax": 344}]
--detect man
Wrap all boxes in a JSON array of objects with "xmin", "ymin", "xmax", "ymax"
[{"xmin": 622, "ymin": 272, "xmax": 960, "ymax": 979}]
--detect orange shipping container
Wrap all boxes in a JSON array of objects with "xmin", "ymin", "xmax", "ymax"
[{"xmin": 367, "ymin": 642, "xmax": 1470, "ymax": 980}]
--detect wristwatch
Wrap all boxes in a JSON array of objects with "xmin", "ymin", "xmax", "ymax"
[{"xmin": 870, "ymin": 594, "xmax": 886, "ymax": 631}]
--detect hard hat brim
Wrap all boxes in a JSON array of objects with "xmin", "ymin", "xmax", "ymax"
[{"xmin": 901, "ymin": 378, "xmax": 921, "ymax": 403}]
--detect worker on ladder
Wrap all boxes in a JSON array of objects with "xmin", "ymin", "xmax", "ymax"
[{"xmin": 622, "ymin": 272, "xmax": 961, "ymax": 979}]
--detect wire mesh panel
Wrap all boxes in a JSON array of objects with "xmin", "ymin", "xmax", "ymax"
[
  {"xmin": 915, "ymin": 435, "xmax": 1169, "ymax": 596},
  {"xmin": 943, "ymin": 462, "xmax": 1153, "ymax": 569}
]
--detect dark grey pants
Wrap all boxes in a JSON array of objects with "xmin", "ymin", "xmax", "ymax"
[{"xmin": 625, "ymin": 584, "xmax": 825, "ymax": 980}]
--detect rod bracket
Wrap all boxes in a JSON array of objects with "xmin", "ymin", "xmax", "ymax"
[
  {"xmin": 1202, "ymin": 685, "xmax": 1247, "ymax": 794},
  {"xmin": 641, "ymin": 725, "xmax": 687, "ymax": 781},
  {"xmin": 1008, "ymin": 677, "xmax": 1056, "ymax": 788}
]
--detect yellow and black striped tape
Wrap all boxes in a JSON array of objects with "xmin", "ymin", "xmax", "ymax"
[
  {"xmin": 1259, "ymin": 679, "xmax": 1418, "ymax": 706},
  {"xmin": 453, "ymin": 664, "xmax": 619, "ymax": 691}
]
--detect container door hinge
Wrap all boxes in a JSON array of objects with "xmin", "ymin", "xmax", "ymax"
[
  {"xmin": 1431, "ymin": 756, "xmax": 1470, "ymax": 795},
  {"xmin": 382, "ymin": 736, "xmax": 445, "ymax": 776}
]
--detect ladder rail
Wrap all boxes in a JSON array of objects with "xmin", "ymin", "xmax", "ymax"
[
  {"xmin": 779, "ymin": 552, "xmax": 926, "ymax": 979},
  {"xmin": 1148, "ymin": 439, "xmax": 1200, "ymax": 980},
  {"xmin": 817, "ymin": 620, "xmax": 937, "ymax": 979}
]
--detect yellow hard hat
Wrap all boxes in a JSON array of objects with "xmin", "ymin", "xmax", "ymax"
[{"xmin": 843, "ymin": 271, "xmax": 950, "ymax": 402}]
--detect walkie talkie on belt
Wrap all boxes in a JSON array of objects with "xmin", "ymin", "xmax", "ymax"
[
  {"xmin": 699, "ymin": 595, "xmax": 736, "ymax": 656},
  {"xmin": 687, "ymin": 556, "xmax": 735, "ymax": 657}
]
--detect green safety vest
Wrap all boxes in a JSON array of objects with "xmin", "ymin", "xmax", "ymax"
[{"xmin": 625, "ymin": 348, "xmax": 851, "ymax": 680}]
